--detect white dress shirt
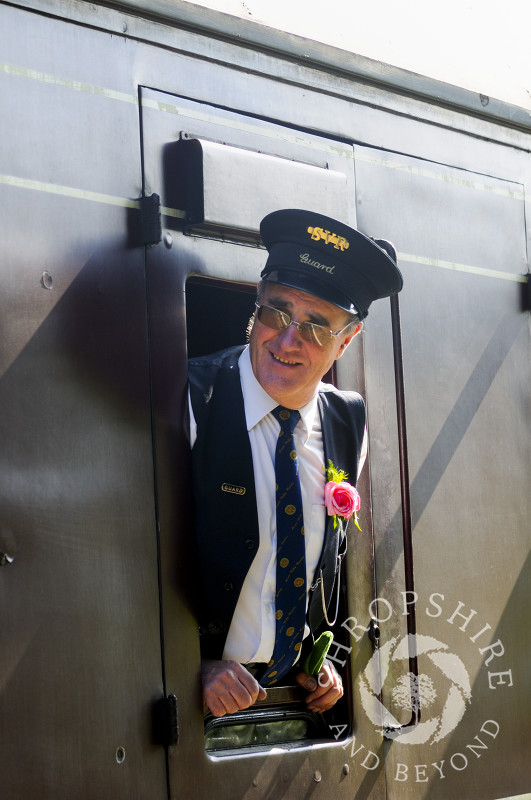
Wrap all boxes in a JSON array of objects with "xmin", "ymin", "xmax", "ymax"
[{"xmin": 189, "ymin": 345, "xmax": 366, "ymax": 664}]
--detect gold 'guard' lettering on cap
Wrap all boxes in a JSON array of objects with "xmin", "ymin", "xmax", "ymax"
[
  {"xmin": 307, "ymin": 226, "xmax": 349, "ymax": 251},
  {"xmin": 221, "ymin": 483, "xmax": 246, "ymax": 495}
]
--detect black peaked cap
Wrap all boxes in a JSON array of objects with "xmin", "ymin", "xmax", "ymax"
[{"xmin": 260, "ymin": 209, "xmax": 403, "ymax": 319}]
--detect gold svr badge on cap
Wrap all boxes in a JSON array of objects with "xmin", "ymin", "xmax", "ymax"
[{"xmin": 307, "ymin": 226, "xmax": 350, "ymax": 252}]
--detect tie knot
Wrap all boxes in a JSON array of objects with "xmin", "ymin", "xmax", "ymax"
[{"xmin": 272, "ymin": 406, "xmax": 300, "ymax": 434}]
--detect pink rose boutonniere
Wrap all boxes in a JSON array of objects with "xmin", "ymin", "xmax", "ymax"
[{"xmin": 324, "ymin": 459, "xmax": 361, "ymax": 531}]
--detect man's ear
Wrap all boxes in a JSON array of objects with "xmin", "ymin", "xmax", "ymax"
[{"xmin": 335, "ymin": 322, "xmax": 363, "ymax": 359}]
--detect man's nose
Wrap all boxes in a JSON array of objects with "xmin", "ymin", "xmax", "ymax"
[{"xmin": 278, "ymin": 320, "xmax": 303, "ymax": 347}]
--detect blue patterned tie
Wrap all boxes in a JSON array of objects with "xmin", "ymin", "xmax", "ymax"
[{"xmin": 261, "ymin": 406, "xmax": 307, "ymax": 687}]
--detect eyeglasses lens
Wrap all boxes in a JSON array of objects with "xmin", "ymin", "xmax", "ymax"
[{"xmin": 256, "ymin": 304, "xmax": 330, "ymax": 346}]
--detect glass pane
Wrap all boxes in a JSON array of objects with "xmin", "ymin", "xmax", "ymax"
[{"xmin": 205, "ymin": 718, "xmax": 309, "ymax": 751}]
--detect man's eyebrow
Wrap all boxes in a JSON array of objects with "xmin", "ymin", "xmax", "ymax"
[
  {"xmin": 266, "ymin": 296, "xmax": 331, "ymax": 327},
  {"xmin": 306, "ymin": 312, "xmax": 330, "ymax": 327},
  {"xmin": 266, "ymin": 294, "xmax": 291, "ymax": 310}
]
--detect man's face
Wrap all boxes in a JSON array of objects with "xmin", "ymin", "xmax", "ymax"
[{"xmin": 249, "ymin": 282, "xmax": 361, "ymax": 409}]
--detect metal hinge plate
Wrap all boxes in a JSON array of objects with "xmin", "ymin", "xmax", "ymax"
[
  {"xmin": 141, "ymin": 192, "xmax": 162, "ymax": 246},
  {"xmin": 153, "ymin": 694, "xmax": 179, "ymax": 747}
]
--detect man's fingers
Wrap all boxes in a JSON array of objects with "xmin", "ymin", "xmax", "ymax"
[
  {"xmin": 202, "ymin": 659, "xmax": 266, "ymax": 717},
  {"xmin": 297, "ymin": 659, "xmax": 344, "ymax": 713},
  {"xmin": 294, "ymin": 670, "xmax": 318, "ymax": 692},
  {"xmin": 206, "ymin": 691, "xmax": 240, "ymax": 718}
]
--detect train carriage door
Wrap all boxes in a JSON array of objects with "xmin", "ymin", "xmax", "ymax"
[
  {"xmin": 140, "ymin": 88, "xmax": 388, "ymax": 800},
  {"xmin": 354, "ymin": 145, "xmax": 530, "ymax": 800},
  {"xmin": 0, "ymin": 10, "xmax": 168, "ymax": 797}
]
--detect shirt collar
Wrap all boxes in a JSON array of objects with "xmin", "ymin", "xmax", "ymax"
[{"xmin": 238, "ymin": 346, "xmax": 320, "ymax": 443}]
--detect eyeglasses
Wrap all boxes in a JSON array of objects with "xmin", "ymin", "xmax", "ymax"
[{"xmin": 254, "ymin": 303, "xmax": 353, "ymax": 347}]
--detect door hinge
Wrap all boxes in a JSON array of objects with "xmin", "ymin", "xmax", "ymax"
[
  {"xmin": 368, "ymin": 617, "xmax": 380, "ymax": 650},
  {"xmin": 141, "ymin": 192, "xmax": 162, "ymax": 246},
  {"xmin": 153, "ymin": 694, "xmax": 179, "ymax": 747}
]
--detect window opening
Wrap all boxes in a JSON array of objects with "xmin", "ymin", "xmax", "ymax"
[
  {"xmin": 185, "ymin": 275, "xmax": 350, "ymax": 753},
  {"xmin": 186, "ymin": 276, "xmax": 256, "ymax": 359}
]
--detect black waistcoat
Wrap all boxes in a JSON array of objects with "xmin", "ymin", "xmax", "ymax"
[{"xmin": 188, "ymin": 345, "xmax": 365, "ymax": 659}]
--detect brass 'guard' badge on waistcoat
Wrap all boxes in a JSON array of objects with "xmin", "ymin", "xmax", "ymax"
[{"xmin": 221, "ymin": 483, "xmax": 246, "ymax": 495}]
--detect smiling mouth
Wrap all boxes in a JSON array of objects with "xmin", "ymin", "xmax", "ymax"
[{"xmin": 271, "ymin": 352, "xmax": 299, "ymax": 366}]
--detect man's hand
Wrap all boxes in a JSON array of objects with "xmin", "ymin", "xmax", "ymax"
[
  {"xmin": 295, "ymin": 658, "xmax": 343, "ymax": 713},
  {"xmin": 202, "ymin": 659, "xmax": 267, "ymax": 717}
]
